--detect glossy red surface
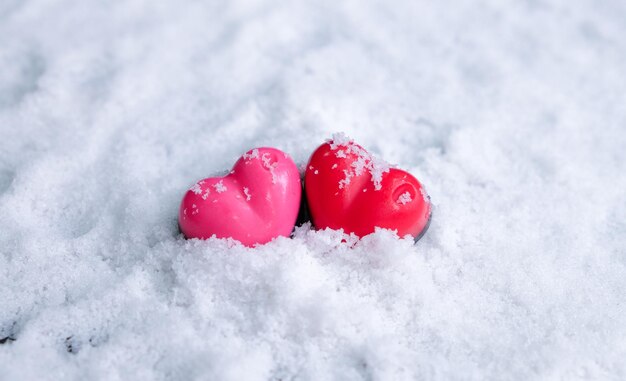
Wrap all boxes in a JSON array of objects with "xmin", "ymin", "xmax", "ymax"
[{"xmin": 304, "ymin": 141, "xmax": 431, "ymax": 239}]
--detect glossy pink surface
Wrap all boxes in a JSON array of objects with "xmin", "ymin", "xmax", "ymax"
[{"xmin": 179, "ymin": 147, "xmax": 301, "ymax": 246}]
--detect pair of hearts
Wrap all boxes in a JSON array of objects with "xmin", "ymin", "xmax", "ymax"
[{"xmin": 179, "ymin": 136, "xmax": 432, "ymax": 247}]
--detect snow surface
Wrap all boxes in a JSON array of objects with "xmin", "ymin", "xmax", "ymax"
[{"xmin": 2, "ymin": 0, "xmax": 626, "ymax": 380}]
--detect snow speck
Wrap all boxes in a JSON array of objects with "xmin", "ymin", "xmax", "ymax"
[
  {"xmin": 368, "ymin": 156, "xmax": 391, "ymax": 190},
  {"xmin": 327, "ymin": 132, "xmax": 352, "ymax": 149},
  {"xmin": 338, "ymin": 169, "xmax": 353, "ymax": 189},
  {"xmin": 189, "ymin": 182, "xmax": 203, "ymax": 195},
  {"xmin": 201, "ymin": 188, "xmax": 211, "ymax": 200},
  {"xmin": 397, "ymin": 191, "xmax": 413, "ymax": 205},
  {"xmin": 213, "ymin": 180, "xmax": 227, "ymax": 193},
  {"xmin": 328, "ymin": 133, "xmax": 391, "ymax": 191},
  {"xmin": 262, "ymin": 152, "xmax": 279, "ymax": 184},
  {"xmin": 420, "ymin": 186, "xmax": 430, "ymax": 203},
  {"xmin": 243, "ymin": 148, "xmax": 260, "ymax": 162},
  {"xmin": 243, "ymin": 187, "xmax": 251, "ymax": 201}
]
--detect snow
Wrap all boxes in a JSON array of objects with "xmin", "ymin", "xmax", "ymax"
[
  {"xmin": 420, "ymin": 187, "xmax": 430, "ymax": 203},
  {"xmin": 328, "ymin": 133, "xmax": 391, "ymax": 190},
  {"xmin": 2, "ymin": 0, "xmax": 626, "ymax": 380},
  {"xmin": 243, "ymin": 148, "xmax": 260, "ymax": 162},
  {"xmin": 397, "ymin": 191, "xmax": 412, "ymax": 205},
  {"xmin": 189, "ymin": 182, "xmax": 202, "ymax": 195},
  {"xmin": 261, "ymin": 152, "xmax": 279, "ymax": 184},
  {"xmin": 201, "ymin": 187, "xmax": 211, "ymax": 201},
  {"xmin": 213, "ymin": 180, "xmax": 227, "ymax": 193},
  {"xmin": 328, "ymin": 132, "xmax": 352, "ymax": 149},
  {"xmin": 338, "ymin": 169, "xmax": 353, "ymax": 190}
]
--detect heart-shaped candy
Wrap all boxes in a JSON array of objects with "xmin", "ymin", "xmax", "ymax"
[
  {"xmin": 179, "ymin": 147, "xmax": 301, "ymax": 246},
  {"xmin": 304, "ymin": 135, "xmax": 431, "ymax": 240}
]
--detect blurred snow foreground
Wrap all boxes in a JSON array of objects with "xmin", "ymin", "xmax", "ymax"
[{"xmin": 1, "ymin": 0, "xmax": 626, "ymax": 379}]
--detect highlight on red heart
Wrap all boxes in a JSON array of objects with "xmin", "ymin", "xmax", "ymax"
[
  {"xmin": 178, "ymin": 147, "xmax": 302, "ymax": 247},
  {"xmin": 304, "ymin": 133, "xmax": 432, "ymax": 241}
]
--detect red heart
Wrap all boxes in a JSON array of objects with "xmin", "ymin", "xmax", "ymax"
[{"xmin": 304, "ymin": 136, "xmax": 431, "ymax": 240}]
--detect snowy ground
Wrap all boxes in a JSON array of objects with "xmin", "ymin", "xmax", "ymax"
[{"xmin": 1, "ymin": 0, "xmax": 626, "ymax": 379}]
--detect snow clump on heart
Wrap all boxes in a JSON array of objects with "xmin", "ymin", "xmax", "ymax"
[{"xmin": 328, "ymin": 132, "xmax": 391, "ymax": 191}]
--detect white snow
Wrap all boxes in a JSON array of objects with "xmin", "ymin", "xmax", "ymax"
[
  {"xmin": 261, "ymin": 152, "xmax": 279, "ymax": 184},
  {"xmin": 213, "ymin": 180, "xmax": 227, "ymax": 193},
  {"xmin": 189, "ymin": 182, "xmax": 203, "ymax": 195},
  {"xmin": 338, "ymin": 169, "xmax": 353, "ymax": 189},
  {"xmin": 2, "ymin": 0, "xmax": 626, "ymax": 380},
  {"xmin": 397, "ymin": 191, "xmax": 412, "ymax": 205},
  {"xmin": 201, "ymin": 187, "xmax": 211, "ymax": 200},
  {"xmin": 420, "ymin": 187, "xmax": 429, "ymax": 203},
  {"xmin": 328, "ymin": 133, "xmax": 391, "ymax": 190},
  {"xmin": 328, "ymin": 132, "xmax": 353, "ymax": 149},
  {"xmin": 243, "ymin": 148, "xmax": 260, "ymax": 162}
]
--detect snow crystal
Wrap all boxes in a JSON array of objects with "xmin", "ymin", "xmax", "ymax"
[
  {"xmin": 369, "ymin": 156, "xmax": 391, "ymax": 190},
  {"xmin": 338, "ymin": 169, "xmax": 353, "ymax": 189},
  {"xmin": 261, "ymin": 152, "xmax": 279, "ymax": 184},
  {"xmin": 189, "ymin": 182, "xmax": 202, "ymax": 195},
  {"xmin": 327, "ymin": 132, "xmax": 352, "ymax": 149},
  {"xmin": 420, "ymin": 186, "xmax": 430, "ymax": 203},
  {"xmin": 243, "ymin": 148, "xmax": 260, "ymax": 162},
  {"xmin": 213, "ymin": 180, "xmax": 227, "ymax": 193},
  {"xmin": 397, "ymin": 191, "xmax": 413, "ymax": 205},
  {"xmin": 243, "ymin": 187, "xmax": 251, "ymax": 201},
  {"xmin": 2, "ymin": 1, "xmax": 626, "ymax": 380},
  {"xmin": 328, "ymin": 133, "xmax": 391, "ymax": 191}
]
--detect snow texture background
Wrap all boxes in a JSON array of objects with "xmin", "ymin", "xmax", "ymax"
[{"xmin": 1, "ymin": 0, "xmax": 626, "ymax": 379}]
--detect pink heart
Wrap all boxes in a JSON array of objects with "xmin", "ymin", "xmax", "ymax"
[{"xmin": 179, "ymin": 147, "xmax": 302, "ymax": 246}]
